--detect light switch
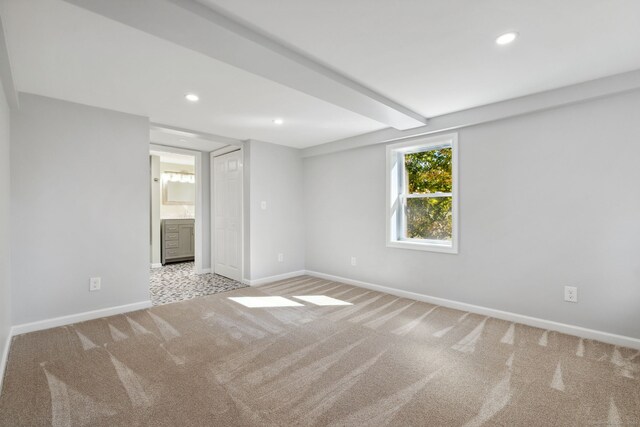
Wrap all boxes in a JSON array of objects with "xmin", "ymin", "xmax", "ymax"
[{"xmin": 260, "ymin": 201, "xmax": 267, "ymax": 210}]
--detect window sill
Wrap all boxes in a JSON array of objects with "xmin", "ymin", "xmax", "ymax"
[{"xmin": 386, "ymin": 240, "xmax": 458, "ymax": 254}]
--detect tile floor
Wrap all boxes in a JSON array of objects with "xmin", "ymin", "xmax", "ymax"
[{"xmin": 149, "ymin": 261, "xmax": 246, "ymax": 305}]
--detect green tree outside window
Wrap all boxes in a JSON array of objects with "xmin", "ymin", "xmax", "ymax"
[{"xmin": 404, "ymin": 147, "xmax": 452, "ymax": 241}]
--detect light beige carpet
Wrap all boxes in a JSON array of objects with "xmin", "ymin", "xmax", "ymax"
[{"xmin": 1, "ymin": 276, "xmax": 638, "ymax": 426}]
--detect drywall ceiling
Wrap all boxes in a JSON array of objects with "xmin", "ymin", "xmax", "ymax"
[
  {"xmin": 1, "ymin": 0, "xmax": 385, "ymax": 148},
  {"xmin": 201, "ymin": 0, "xmax": 640, "ymax": 117},
  {"xmin": 3, "ymin": 0, "xmax": 640, "ymax": 150}
]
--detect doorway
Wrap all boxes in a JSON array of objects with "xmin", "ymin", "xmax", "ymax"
[
  {"xmin": 149, "ymin": 148, "xmax": 198, "ymax": 268},
  {"xmin": 148, "ymin": 144, "xmax": 247, "ymax": 305}
]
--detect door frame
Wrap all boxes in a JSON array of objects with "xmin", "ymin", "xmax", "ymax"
[
  {"xmin": 150, "ymin": 143, "xmax": 205, "ymax": 274},
  {"xmin": 211, "ymin": 146, "xmax": 245, "ymax": 283}
]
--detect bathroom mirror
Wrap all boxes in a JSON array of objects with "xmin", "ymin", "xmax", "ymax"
[{"xmin": 162, "ymin": 172, "xmax": 195, "ymax": 205}]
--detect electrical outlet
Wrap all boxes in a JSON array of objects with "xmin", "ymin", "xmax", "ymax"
[
  {"xmin": 277, "ymin": 253, "xmax": 284, "ymax": 262},
  {"xmin": 350, "ymin": 256, "xmax": 357, "ymax": 266},
  {"xmin": 564, "ymin": 286, "xmax": 577, "ymax": 303},
  {"xmin": 89, "ymin": 277, "xmax": 101, "ymax": 292}
]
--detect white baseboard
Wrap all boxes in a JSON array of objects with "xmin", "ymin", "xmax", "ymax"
[
  {"xmin": 0, "ymin": 330, "xmax": 12, "ymax": 393},
  {"xmin": 151, "ymin": 263, "xmax": 162, "ymax": 269},
  {"xmin": 244, "ymin": 270, "xmax": 307, "ymax": 287},
  {"xmin": 305, "ymin": 270, "xmax": 640, "ymax": 350},
  {"xmin": 199, "ymin": 268, "xmax": 211, "ymax": 274},
  {"xmin": 11, "ymin": 300, "xmax": 153, "ymax": 336}
]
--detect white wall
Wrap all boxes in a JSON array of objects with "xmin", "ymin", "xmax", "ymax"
[
  {"xmin": 11, "ymin": 94, "xmax": 151, "ymax": 325},
  {"xmin": 0, "ymin": 80, "xmax": 11, "ymax": 372},
  {"xmin": 248, "ymin": 140, "xmax": 305, "ymax": 280},
  {"xmin": 150, "ymin": 155, "xmax": 161, "ymax": 265},
  {"xmin": 304, "ymin": 90, "xmax": 640, "ymax": 339}
]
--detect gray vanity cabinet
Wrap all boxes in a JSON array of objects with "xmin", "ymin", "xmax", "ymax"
[{"xmin": 161, "ymin": 219, "xmax": 195, "ymax": 264}]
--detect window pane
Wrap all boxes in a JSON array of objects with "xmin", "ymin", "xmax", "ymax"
[
  {"xmin": 404, "ymin": 147, "xmax": 452, "ymax": 194},
  {"xmin": 405, "ymin": 197, "xmax": 452, "ymax": 241}
]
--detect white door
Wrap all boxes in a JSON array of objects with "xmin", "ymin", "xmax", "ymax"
[{"xmin": 213, "ymin": 150, "xmax": 243, "ymax": 281}]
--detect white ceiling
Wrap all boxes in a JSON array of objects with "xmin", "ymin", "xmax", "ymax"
[
  {"xmin": 1, "ymin": 0, "xmax": 385, "ymax": 148},
  {"xmin": 203, "ymin": 0, "xmax": 640, "ymax": 117},
  {"xmin": 2, "ymin": 0, "xmax": 640, "ymax": 149}
]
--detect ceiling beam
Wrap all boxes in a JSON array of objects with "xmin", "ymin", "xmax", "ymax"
[
  {"xmin": 150, "ymin": 122, "xmax": 244, "ymax": 147},
  {"xmin": 62, "ymin": 0, "xmax": 427, "ymax": 130},
  {"xmin": 302, "ymin": 69, "xmax": 640, "ymax": 157}
]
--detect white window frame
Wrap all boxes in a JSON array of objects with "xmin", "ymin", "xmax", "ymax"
[{"xmin": 386, "ymin": 133, "xmax": 459, "ymax": 254}]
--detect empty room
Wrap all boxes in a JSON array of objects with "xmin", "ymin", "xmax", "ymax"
[{"xmin": 0, "ymin": 0, "xmax": 639, "ymax": 426}]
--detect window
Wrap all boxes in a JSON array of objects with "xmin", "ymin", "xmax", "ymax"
[{"xmin": 386, "ymin": 133, "xmax": 458, "ymax": 253}]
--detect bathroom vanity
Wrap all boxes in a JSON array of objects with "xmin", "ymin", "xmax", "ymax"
[{"xmin": 161, "ymin": 218, "xmax": 195, "ymax": 264}]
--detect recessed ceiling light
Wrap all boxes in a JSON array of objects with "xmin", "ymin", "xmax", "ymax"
[
  {"xmin": 495, "ymin": 32, "xmax": 518, "ymax": 45},
  {"xmin": 273, "ymin": 118, "xmax": 284, "ymax": 125},
  {"xmin": 185, "ymin": 93, "xmax": 199, "ymax": 102}
]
